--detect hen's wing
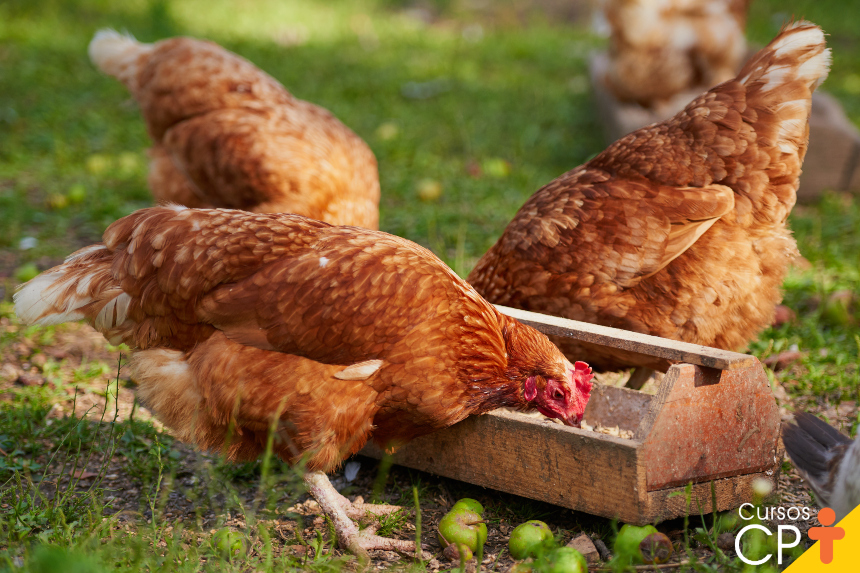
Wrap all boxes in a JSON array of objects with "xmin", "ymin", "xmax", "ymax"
[
  {"xmin": 83, "ymin": 207, "xmax": 474, "ymax": 365},
  {"xmin": 160, "ymin": 105, "xmax": 379, "ymax": 227},
  {"xmin": 469, "ymin": 171, "xmax": 734, "ymax": 304}
]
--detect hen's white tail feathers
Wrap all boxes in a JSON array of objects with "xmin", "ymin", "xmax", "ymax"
[
  {"xmin": 736, "ymin": 22, "xmax": 830, "ymax": 154},
  {"xmin": 13, "ymin": 246, "xmax": 129, "ymax": 341},
  {"xmin": 89, "ymin": 28, "xmax": 152, "ymax": 91},
  {"xmin": 740, "ymin": 21, "xmax": 831, "ymax": 93},
  {"xmin": 14, "ymin": 271, "xmax": 91, "ymax": 326}
]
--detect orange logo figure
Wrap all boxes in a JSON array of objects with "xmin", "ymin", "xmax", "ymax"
[{"xmin": 808, "ymin": 508, "xmax": 845, "ymax": 564}]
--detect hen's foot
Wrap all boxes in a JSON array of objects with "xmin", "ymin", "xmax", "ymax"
[{"xmin": 304, "ymin": 471, "xmax": 430, "ymax": 560}]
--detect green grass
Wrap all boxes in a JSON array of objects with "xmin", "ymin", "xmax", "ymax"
[{"xmin": 1, "ymin": 0, "xmax": 860, "ymax": 571}]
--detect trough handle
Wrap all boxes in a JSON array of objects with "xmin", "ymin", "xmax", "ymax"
[{"xmin": 495, "ymin": 305, "xmax": 757, "ymax": 371}]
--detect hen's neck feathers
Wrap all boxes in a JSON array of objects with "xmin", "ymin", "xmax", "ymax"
[{"xmin": 457, "ymin": 312, "xmax": 563, "ymax": 413}]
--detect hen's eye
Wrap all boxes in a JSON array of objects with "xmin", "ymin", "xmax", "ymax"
[{"xmin": 552, "ymin": 389, "xmax": 564, "ymax": 401}]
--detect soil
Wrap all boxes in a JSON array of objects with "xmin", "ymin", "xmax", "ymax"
[{"xmin": 0, "ymin": 320, "xmax": 850, "ymax": 571}]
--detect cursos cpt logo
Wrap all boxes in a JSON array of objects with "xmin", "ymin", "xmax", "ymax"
[{"xmin": 734, "ymin": 504, "xmax": 845, "ymax": 565}]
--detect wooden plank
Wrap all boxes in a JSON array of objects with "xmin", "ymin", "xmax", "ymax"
[
  {"xmin": 496, "ymin": 305, "xmax": 757, "ymax": 371},
  {"xmin": 641, "ymin": 471, "xmax": 779, "ymax": 524},
  {"xmin": 360, "ymin": 409, "xmax": 646, "ymax": 523},
  {"xmin": 637, "ymin": 363, "xmax": 781, "ymax": 491}
]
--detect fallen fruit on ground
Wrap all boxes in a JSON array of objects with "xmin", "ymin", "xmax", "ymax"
[
  {"xmin": 509, "ymin": 560, "xmax": 534, "ymax": 573},
  {"xmin": 639, "ymin": 533, "xmax": 673, "ymax": 564},
  {"xmin": 437, "ymin": 507, "xmax": 487, "ymax": 552},
  {"xmin": 614, "ymin": 524, "xmax": 673, "ymax": 565},
  {"xmin": 442, "ymin": 542, "xmax": 473, "ymax": 562},
  {"xmin": 508, "ymin": 520, "xmax": 554, "ymax": 559},
  {"xmin": 543, "ymin": 546, "xmax": 588, "ymax": 573},
  {"xmin": 451, "ymin": 498, "xmax": 484, "ymax": 515},
  {"xmin": 212, "ymin": 528, "xmax": 244, "ymax": 559},
  {"xmin": 416, "ymin": 178, "xmax": 443, "ymax": 202}
]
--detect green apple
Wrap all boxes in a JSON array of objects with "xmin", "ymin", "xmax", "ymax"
[
  {"xmin": 508, "ymin": 520, "xmax": 554, "ymax": 559},
  {"xmin": 544, "ymin": 547, "xmax": 588, "ymax": 573},
  {"xmin": 451, "ymin": 498, "xmax": 484, "ymax": 515},
  {"xmin": 212, "ymin": 528, "xmax": 244, "ymax": 559},
  {"xmin": 416, "ymin": 178, "xmax": 443, "ymax": 202},
  {"xmin": 375, "ymin": 122, "xmax": 399, "ymax": 141},
  {"xmin": 639, "ymin": 533, "xmax": 673, "ymax": 564},
  {"xmin": 86, "ymin": 153, "xmax": 112, "ymax": 175},
  {"xmin": 67, "ymin": 183, "xmax": 87, "ymax": 204},
  {"xmin": 437, "ymin": 507, "xmax": 487, "ymax": 552},
  {"xmin": 614, "ymin": 524, "xmax": 673, "ymax": 565},
  {"xmin": 482, "ymin": 157, "xmax": 511, "ymax": 178}
]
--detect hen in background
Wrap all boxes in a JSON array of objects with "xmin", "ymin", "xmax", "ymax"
[
  {"xmin": 783, "ymin": 413, "xmax": 860, "ymax": 523},
  {"xmin": 14, "ymin": 206, "xmax": 593, "ymax": 557},
  {"xmin": 469, "ymin": 22, "xmax": 829, "ymax": 379},
  {"xmin": 89, "ymin": 31, "xmax": 380, "ymax": 229},
  {"xmin": 600, "ymin": 0, "xmax": 750, "ymax": 110}
]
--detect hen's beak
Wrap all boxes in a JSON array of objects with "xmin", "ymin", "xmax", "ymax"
[{"xmin": 562, "ymin": 414, "xmax": 582, "ymax": 428}]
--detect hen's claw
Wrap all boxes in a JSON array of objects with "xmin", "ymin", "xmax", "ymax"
[
  {"xmin": 335, "ymin": 493, "xmax": 404, "ymax": 521},
  {"xmin": 304, "ymin": 471, "xmax": 429, "ymax": 560}
]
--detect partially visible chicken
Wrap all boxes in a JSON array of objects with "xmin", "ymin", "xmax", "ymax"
[
  {"xmin": 601, "ymin": 0, "xmax": 750, "ymax": 108},
  {"xmin": 14, "ymin": 206, "xmax": 593, "ymax": 557},
  {"xmin": 469, "ymin": 22, "xmax": 830, "ymax": 373},
  {"xmin": 784, "ymin": 413, "xmax": 860, "ymax": 523},
  {"xmin": 89, "ymin": 30, "xmax": 380, "ymax": 229}
]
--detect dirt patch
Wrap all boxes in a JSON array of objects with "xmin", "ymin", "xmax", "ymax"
[{"xmin": 0, "ymin": 320, "xmax": 836, "ymax": 569}]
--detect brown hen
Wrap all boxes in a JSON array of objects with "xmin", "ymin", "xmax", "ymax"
[
  {"xmin": 14, "ymin": 206, "xmax": 593, "ymax": 557},
  {"xmin": 89, "ymin": 30, "xmax": 380, "ymax": 229},
  {"xmin": 469, "ymin": 22, "xmax": 830, "ymax": 373},
  {"xmin": 601, "ymin": 0, "xmax": 750, "ymax": 108}
]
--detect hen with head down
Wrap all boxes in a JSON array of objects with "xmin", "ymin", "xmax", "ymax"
[
  {"xmin": 89, "ymin": 31, "xmax": 380, "ymax": 228},
  {"xmin": 14, "ymin": 206, "xmax": 592, "ymax": 557},
  {"xmin": 469, "ymin": 22, "xmax": 831, "ymax": 374}
]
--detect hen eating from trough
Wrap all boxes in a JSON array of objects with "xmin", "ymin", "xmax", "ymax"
[
  {"xmin": 88, "ymin": 31, "xmax": 380, "ymax": 229},
  {"xmin": 469, "ymin": 22, "xmax": 830, "ymax": 378},
  {"xmin": 14, "ymin": 206, "xmax": 593, "ymax": 557}
]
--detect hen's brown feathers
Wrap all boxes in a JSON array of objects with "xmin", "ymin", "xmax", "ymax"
[
  {"xmin": 90, "ymin": 32, "xmax": 379, "ymax": 228},
  {"xmin": 469, "ymin": 23, "xmax": 830, "ymax": 370},
  {"xmin": 16, "ymin": 207, "xmax": 583, "ymax": 471}
]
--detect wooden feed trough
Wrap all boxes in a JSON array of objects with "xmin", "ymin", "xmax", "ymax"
[
  {"xmin": 588, "ymin": 51, "xmax": 860, "ymax": 203},
  {"xmin": 361, "ymin": 306, "xmax": 781, "ymax": 525}
]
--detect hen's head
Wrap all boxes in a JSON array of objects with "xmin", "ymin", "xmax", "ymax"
[
  {"xmin": 524, "ymin": 360, "xmax": 593, "ymax": 427},
  {"xmin": 502, "ymin": 320, "xmax": 594, "ymax": 427}
]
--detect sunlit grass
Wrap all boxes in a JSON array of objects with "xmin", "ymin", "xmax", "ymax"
[{"xmin": 1, "ymin": 0, "xmax": 859, "ymax": 571}]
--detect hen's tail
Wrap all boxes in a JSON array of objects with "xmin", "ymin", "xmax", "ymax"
[
  {"xmin": 738, "ymin": 21, "xmax": 831, "ymax": 153},
  {"xmin": 89, "ymin": 29, "xmax": 153, "ymax": 92},
  {"xmin": 13, "ymin": 245, "xmax": 130, "ymax": 343}
]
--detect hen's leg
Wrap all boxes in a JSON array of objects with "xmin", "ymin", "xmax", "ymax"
[{"xmin": 304, "ymin": 471, "xmax": 428, "ymax": 559}]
